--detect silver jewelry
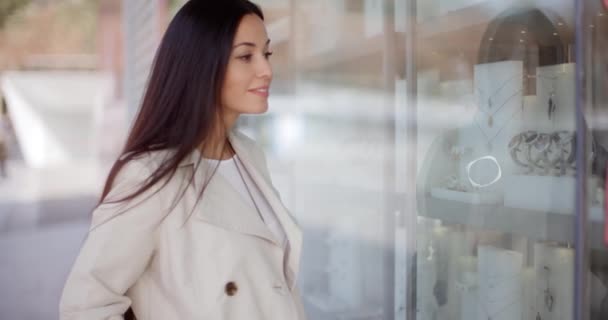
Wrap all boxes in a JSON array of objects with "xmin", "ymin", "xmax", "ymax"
[
  {"xmin": 476, "ymin": 89, "xmax": 523, "ymax": 127},
  {"xmin": 509, "ymin": 130, "xmax": 579, "ymax": 175},
  {"xmin": 538, "ymin": 75, "xmax": 559, "ymax": 120},
  {"xmin": 529, "ymin": 133, "xmax": 552, "ymax": 175},
  {"xmin": 550, "ymin": 131, "xmax": 574, "ymax": 175},
  {"xmin": 475, "ymin": 73, "xmax": 522, "ymax": 110},
  {"xmin": 442, "ymin": 174, "xmax": 469, "ymax": 192},
  {"xmin": 232, "ymin": 154, "xmax": 265, "ymax": 223},
  {"xmin": 543, "ymin": 267, "xmax": 554, "ymax": 311},
  {"xmin": 509, "ymin": 131, "xmax": 536, "ymax": 173},
  {"xmin": 535, "ymin": 266, "xmax": 554, "ymax": 320},
  {"xmin": 466, "ymin": 155, "xmax": 502, "ymax": 188},
  {"xmin": 474, "ymin": 107, "xmax": 523, "ymax": 151},
  {"xmin": 526, "ymin": 73, "xmax": 563, "ymax": 120}
]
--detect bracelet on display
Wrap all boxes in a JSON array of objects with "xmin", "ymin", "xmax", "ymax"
[
  {"xmin": 466, "ymin": 155, "xmax": 502, "ymax": 188},
  {"xmin": 546, "ymin": 132, "xmax": 564, "ymax": 174},
  {"xmin": 528, "ymin": 133, "xmax": 552, "ymax": 174},
  {"xmin": 509, "ymin": 130, "xmax": 578, "ymax": 175},
  {"xmin": 552, "ymin": 131, "xmax": 575, "ymax": 175},
  {"xmin": 509, "ymin": 131, "xmax": 536, "ymax": 173}
]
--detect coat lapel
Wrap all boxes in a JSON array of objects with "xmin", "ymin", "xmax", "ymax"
[
  {"xmin": 227, "ymin": 131, "xmax": 303, "ymax": 289},
  {"xmin": 192, "ymin": 163, "xmax": 281, "ymax": 247},
  {"xmin": 181, "ymin": 131, "xmax": 303, "ymax": 289}
]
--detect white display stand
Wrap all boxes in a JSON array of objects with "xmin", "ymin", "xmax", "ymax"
[
  {"xmin": 425, "ymin": 61, "xmax": 525, "ymax": 205},
  {"xmin": 505, "ymin": 175, "xmax": 577, "ymax": 214},
  {"xmin": 522, "ymin": 267, "xmax": 538, "ymax": 320},
  {"xmin": 417, "ymin": 257, "xmax": 439, "ymax": 320},
  {"xmin": 505, "ymin": 175, "xmax": 604, "ymax": 220},
  {"xmin": 477, "ymin": 245, "xmax": 523, "ymax": 320},
  {"xmin": 534, "ymin": 243, "xmax": 574, "ymax": 320},
  {"xmin": 458, "ymin": 271, "xmax": 479, "ymax": 320},
  {"xmin": 430, "ymin": 187, "xmax": 503, "ymax": 205},
  {"xmin": 445, "ymin": 230, "xmax": 477, "ymax": 320}
]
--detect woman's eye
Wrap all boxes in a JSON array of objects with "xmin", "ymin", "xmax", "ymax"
[
  {"xmin": 264, "ymin": 51, "xmax": 273, "ymax": 59},
  {"xmin": 238, "ymin": 54, "xmax": 253, "ymax": 62}
]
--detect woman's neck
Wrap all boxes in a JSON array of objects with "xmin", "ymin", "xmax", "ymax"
[
  {"xmin": 199, "ymin": 133, "xmax": 235, "ymax": 160},
  {"xmin": 200, "ymin": 116, "xmax": 237, "ymax": 160}
]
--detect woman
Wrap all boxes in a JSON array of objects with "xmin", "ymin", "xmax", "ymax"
[{"xmin": 59, "ymin": 1, "xmax": 305, "ymax": 319}]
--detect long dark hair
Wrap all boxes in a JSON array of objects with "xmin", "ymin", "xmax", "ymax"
[
  {"xmin": 115, "ymin": 2, "xmax": 264, "ymax": 320},
  {"xmin": 100, "ymin": 0, "xmax": 264, "ymax": 207}
]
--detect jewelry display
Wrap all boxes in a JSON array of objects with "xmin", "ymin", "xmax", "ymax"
[
  {"xmin": 478, "ymin": 246, "xmax": 523, "ymax": 320},
  {"xmin": 442, "ymin": 174, "xmax": 470, "ymax": 192},
  {"xmin": 475, "ymin": 72, "xmax": 522, "ymax": 110},
  {"xmin": 528, "ymin": 133, "xmax": 552, "ymax": 175},
  {"xmin": 475, "ymin": 107, "xmax": 523, "ymax": 151},
  {"xmin": 475, "ymin": 89, "xmax": 524, "ymax": 127},
  {"xmin": 527, "ymin": 73, "xmax": 565, "ymax": 121},
  {"xmin": 532, "ymin": 243, "xmax": 575, "ymax": 320},
  {"xmin": 549, "ymin": 131, "xmax": 575, "ymax": 175},
  {"xmin": 544, "ymin": 268, "xmax": 555, "ymax": 312},
  {"xmin": 508, "ymin": 130, "xmax": 577, "ymax": 175},
  {"xmin": 420, "ymin": 61, "xmax": 594, "ymax": 320},
  {"xmin": 508, "ymin": 131, "xmax": 538, "ymax": 173},
  {"xmin": 449, "ymin": 145, "xmax": 473, "ymax": 160},
  {"xmin": 540, "ymin": 76, "xmax": 558, "ymax": 120},
  {"xmin": 466, "ymin": 155, "xmax": 502, "ymax": 188}
]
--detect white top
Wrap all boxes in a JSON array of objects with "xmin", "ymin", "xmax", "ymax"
[{"xmin": 205, "ymin": 155, "xmax": 288, "ymax": 250}]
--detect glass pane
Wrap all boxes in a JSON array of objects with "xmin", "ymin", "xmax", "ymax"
[
  {"xmin": 587, "ymin": 1, "xmax": 608, "ymax": 319},
  {"xmin": 251, "ymin": 0, "xmax": 397, "ymax": 318},
  {"xmin": 409, "ymin": 1, "xmax": 600, "ymax": 320}
]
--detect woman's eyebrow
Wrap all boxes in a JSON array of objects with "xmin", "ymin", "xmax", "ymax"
[{"xmin": 233, "ymin": 39, "xmax": 271, "ymax": 49}]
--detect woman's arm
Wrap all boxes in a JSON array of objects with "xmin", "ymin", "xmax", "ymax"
[{"xmin": 59, "ymin": 159, "xmax": 165, "ymax": 320}]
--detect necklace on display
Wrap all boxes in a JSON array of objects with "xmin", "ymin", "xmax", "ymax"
[
  {"xmin": 535, "ymin": 266, "xmax": 555, "ymax": 320},
  {"xmin": 475, "ymin": 72, "xmax": 522, "ymax": 110},
  {"xmin": 540, "ymin": 75, "xmax": 558, "ymax": 120},
  {"xmin": 474, "ymin": 106, "xmax": 523, "ymax": 151},
  {"xmin": 476, "ymin": 89, "xmax": 523, "ymax": 127},
  {"xmin": 527, "ymin": 73, "xmax": 564, "ymax": 121}
]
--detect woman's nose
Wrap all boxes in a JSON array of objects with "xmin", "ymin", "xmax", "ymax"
[{"xmin": 257, "ymin": 58, "xmax": 272, "ymax": 79}]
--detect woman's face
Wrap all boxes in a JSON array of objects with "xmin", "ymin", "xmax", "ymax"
[{"xmin": 221, "ymin": 14, "xmax": 273, "ymax": 125}]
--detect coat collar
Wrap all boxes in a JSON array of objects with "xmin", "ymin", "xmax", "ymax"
[{"xmin": 180, "ymin": 130, "xmax": 303, "ymax": 288}]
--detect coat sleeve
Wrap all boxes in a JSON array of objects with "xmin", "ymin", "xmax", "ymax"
[{"xmin": 59, "ymin": 159, "xmax": 166, "ymax": 320}]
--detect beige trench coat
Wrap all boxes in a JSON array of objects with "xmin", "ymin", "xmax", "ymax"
[{"xmin": 59, "ymin": 130, "xmax": 306, "ymax": 320}]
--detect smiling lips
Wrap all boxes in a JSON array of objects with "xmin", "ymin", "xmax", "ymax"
[{"xmin": 248, "ymin": 86, "xmax": 269, "ymax": 98}]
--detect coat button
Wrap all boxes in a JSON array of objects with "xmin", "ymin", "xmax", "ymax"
[{"xmin": 225, "ymin": 281, "xmax": 238, "ymax": 296}]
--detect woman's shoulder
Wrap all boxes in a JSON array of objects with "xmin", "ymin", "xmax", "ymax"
[{"xmin": 106, "ymin": 149, "xmax": 179, "ymax": 199}]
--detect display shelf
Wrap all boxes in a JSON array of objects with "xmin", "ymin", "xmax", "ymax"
[{"xmin": 422, "ymin": 195, "xmax": 606, "ymax": 250}]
